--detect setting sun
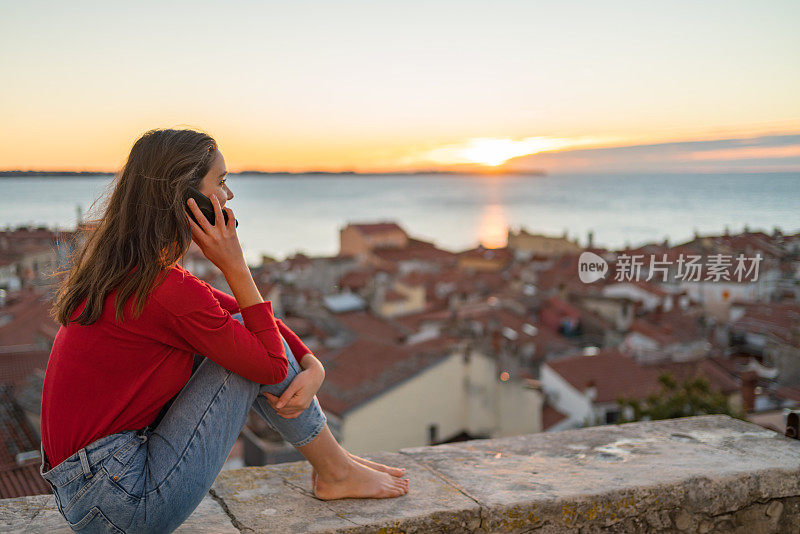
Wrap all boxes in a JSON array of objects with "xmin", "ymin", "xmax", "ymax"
[{"xmin": 421, "ymin": 136, "xmax": 607, "ymax": 168}]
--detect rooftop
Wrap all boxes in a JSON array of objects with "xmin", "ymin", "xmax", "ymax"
[{"xmin": 545, "ymin": 348, "xmax": 662, "ymax": 403}]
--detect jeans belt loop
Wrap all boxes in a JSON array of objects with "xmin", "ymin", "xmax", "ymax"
[{"xmin": 78, "ymin": 448, "xmax": 93, "ymax": 478}]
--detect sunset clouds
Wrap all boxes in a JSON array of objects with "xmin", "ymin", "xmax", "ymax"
[{"xmin": 1, "ymin": 1, "xmax": 798, "ymax": 173}]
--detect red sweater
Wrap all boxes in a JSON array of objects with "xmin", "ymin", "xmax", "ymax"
[{"xmin": 41, "ymin": 264, "xmax": 312, "ymax": 467}]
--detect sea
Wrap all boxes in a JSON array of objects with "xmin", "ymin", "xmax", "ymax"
[{"xmin": 1, "ymin": 172, "xmax": 798, "ymax": 265}]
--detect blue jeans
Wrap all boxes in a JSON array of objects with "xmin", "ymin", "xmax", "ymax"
[{"xmin": 39, "ymin": 313, "xmax": 327, "ymax": 533}]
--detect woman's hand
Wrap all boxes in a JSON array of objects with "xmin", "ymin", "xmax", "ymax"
[
  {"xmin": 263, "ymin": 364, "xmax": 325, "ymax": 419},
  {"xmin": 186, "ymin": 194, "xmax": 246, "ymax": 274}
]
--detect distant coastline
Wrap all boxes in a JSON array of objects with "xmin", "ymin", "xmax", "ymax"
[
  {"xmin": 0, "ymin": 170, "xmax": 113, "ymax": 177},
  {"xmin": 0, "ymin": 169, "xmax": 547, "ymax": 178}
]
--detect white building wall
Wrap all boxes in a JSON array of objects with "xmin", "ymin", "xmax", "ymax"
[
  {"xmin": 540, "ymin": 364, "xmax": 593, "ymax": 428},
  {"xmin": 341, "ymin": 353, "xmax": 465, "ymax": 455},
  {"xmin": 602, "ymin": 283, "xmax": 663, "ymax": 312},
  {"xmin": 497, "ymin": 378, "xmax": 543, "ymax": 438},
  {"xmin": 340, "ymin": 350, "xmax": 542, "ymax": 455}
]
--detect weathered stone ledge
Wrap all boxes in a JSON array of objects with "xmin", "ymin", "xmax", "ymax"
[{"xmin": 2, "ymin": 415, "xmax": 799, "ymax": 533}]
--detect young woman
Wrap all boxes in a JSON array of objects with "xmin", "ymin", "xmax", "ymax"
[{"xmin": 39, "ymin": 128, "xmax": 409, "ymax": 533}]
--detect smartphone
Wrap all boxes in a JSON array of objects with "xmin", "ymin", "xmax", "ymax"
[{"xmin": 186, "ymin": 186, "xmax": 238, "ymax": 228}]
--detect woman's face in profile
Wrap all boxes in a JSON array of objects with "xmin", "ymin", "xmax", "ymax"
[{"xmin": 197, "ymin": 149, "xmax": 234, "ymax": 209}]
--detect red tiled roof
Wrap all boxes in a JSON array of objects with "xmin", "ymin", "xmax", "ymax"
[
  {"xmin": 371, "ymin": 238, "xmax": 457, "ymax": 263},
  {"xmin": 0, "ymin": 386, "xmax": 41, "ymax": 482},
  {"xmin": 339, "ymin": 270, "xmax": 372, "ymax": 291},
  {"xmin": 628, "ymin": 319, "xmax": 677, "ymax": 346},
  {"xmin": 0, "ymin": 290, "xmax": 59, "ymax": 347},
  {"xmin": 535, "ymin": 254, "xmax": 591, "ymax": 294},
  {"xmin": 628, "ymin": 309, "xmax": 705, "ymax": 345},
  {"xmin": 773, "ymin": 385, "xmax": 800, "ymax": 403},
  {"xmin": 281, "ymin": 316, "xmax": 327, "ymax": 343},
  {"xmin": 316, "ymin": 335, "xmax": 459, "ymax": 415},
  {"xmin": 454, "ymin": 271, "xmax": 507, "ymax": 295},
  {"xmin": 542, "ymin": 402, "xmax": 568, "ymax": 430},
  {"xmin": 287, "ymin": 253, "xmax": 312, "ymax": 269},
  {"xmin": 333, "ymin": 311, "xmax": 408, "ymax": 343},
  {"xmin": 650, "ymin": 358, "xmax": 740, "ymax": 394},
  {"xmin": 546, "ymin": 349, "xmax": 662, "ymax": 403},
  {"xmin": 0, "ymin": 351, "xmax": 50, "ymax": 389},
  {"xmin": 349, "ymin": 222, "xmax": 406, "ymax": 235},
  {"xmin": 383, "ymin": 289, "xmax": 406, "ymax": 302},
  {"xmin": 730, "ymin": 302, "xmax": 800, "ymax": 344},
  {"xmin": 0, "ymin": 225, "xmax": 77, "ymax": 250},
  {"xmin": 394, "ymin": 305, "xmax": 452, "ymax": 332},
  {"xmin": 458, "ymin": 246, "xmax": 513, "ymax": 262},
  {"xmin": 0, "ymin": 461, "xmax": 51, "ymax": 498},
  {"xmin": 531, "ymin": 325, "xmax": 582, "ymax": 359},
  {"xmin": 543, "ymin": 296, "xmax": 582, "ymax": 318}
]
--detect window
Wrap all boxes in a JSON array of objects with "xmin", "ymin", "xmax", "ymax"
[{"xmin": 605, "ymin": 410, "xmax": 620, "ymax": 424}]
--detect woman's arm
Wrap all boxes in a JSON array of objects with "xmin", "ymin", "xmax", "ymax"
[
  {"xmin": 298, "ymin": 353, "xmax": 325, "ymax": 380},
  {"xmin": 264, "ymin": 320, "xmax": 325, "ymax": 417},
  {"xmin": 264, "ymin": 352, "xmax": 325, "ymax": 416},
  {"xmin": 276, "ymin": 319, "xmax": 323, "ymax": 375},
  {"xmin": 222, "ymin": 264, "xmax": 263, "ymax": 309}
]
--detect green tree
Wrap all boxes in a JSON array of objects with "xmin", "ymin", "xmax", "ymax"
[{"xmin": 617, "ymin": 372, "xmax": 746, "ymax": 423}]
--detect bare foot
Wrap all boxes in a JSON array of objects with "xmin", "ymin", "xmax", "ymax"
[
  {"xmin": 348, "ymin": 452, "xmax": 406, "ymax": 477},
  {"xmin": 313, "ymin": 459, "xmax": 409, "ymax": 500}
]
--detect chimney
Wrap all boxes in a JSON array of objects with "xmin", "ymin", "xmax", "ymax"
[{"xmin": 741, "ymin": 370, "xmax": 758, "ymax": 412}]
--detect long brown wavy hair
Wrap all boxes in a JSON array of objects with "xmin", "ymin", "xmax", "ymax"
[{"xmin": 51, "ymin": 128, "xmax": 218, "ymax": 326}]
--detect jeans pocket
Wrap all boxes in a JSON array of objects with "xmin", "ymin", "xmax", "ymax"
[
  {"xmin": 68, "ymin": 506, "xmax": 124, "ymax": 533},
  {"xmin": 61, "ymin": 471, "xmax": 105, "ymax": 514}
]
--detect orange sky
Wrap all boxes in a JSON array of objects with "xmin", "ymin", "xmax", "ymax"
[{"xmin": 1, "ymin": 2, "xmax": 798, "ymax": 173}]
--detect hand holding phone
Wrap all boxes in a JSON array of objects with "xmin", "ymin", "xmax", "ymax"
[
  {"xmin": 185, "ymin": 186, "xmax": 238, "ymax": 228},
  {"xmin": 185, "ymin": 188, "xmax": 246, "ymax": 274}
]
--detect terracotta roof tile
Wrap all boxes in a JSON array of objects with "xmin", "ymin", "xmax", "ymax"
[
  {"xmin": 0, "ymin": 386, "xmax": 40, "ymax": 470},
  {"xmin": 0, "ymin": 350, "xmax": 50, "ymax": 389},
  {"xmin": 371, "ymin": 238, "xmax": 457, "ymax": 263},
  {"xmin": 649, "ymin": 358, "xmax": 739, "ymax": 394},
  {"xmin": 546, "ymin": 348, "xmax": 661, "ymax": 403},
  {"xmin": 333, "ymin": 311, "xmax": 407, "ymax": 342},
  {"xmin": 349, "ymin": 222, "xmax": 406, "ymax": 235},
  {"xmin": 316, "ymin": 335, "xmax": 459, "ymax": 415},
  {"xmin": 542, "ymin": 402, "xmax": 568, "ymax": 430},
  {"xmin": 0, "ymin": 291, "xmax": 58, "ymax": 348},
  {"xmin": 457, "ymin": 246, "xmax": 513, "ymax": 262},
  {"xmin": 0, "ymin": 461, "xmax": 51, "ymax": 498}
]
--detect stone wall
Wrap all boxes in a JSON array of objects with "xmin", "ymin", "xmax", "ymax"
[{"xmin": 2, "ymin": 415, "xmax": 799, "ymax": 533}]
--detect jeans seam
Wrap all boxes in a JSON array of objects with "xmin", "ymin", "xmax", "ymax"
[{"xmin": 144, "ymin": 368, "xmax": 236, "ymax": 497}]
